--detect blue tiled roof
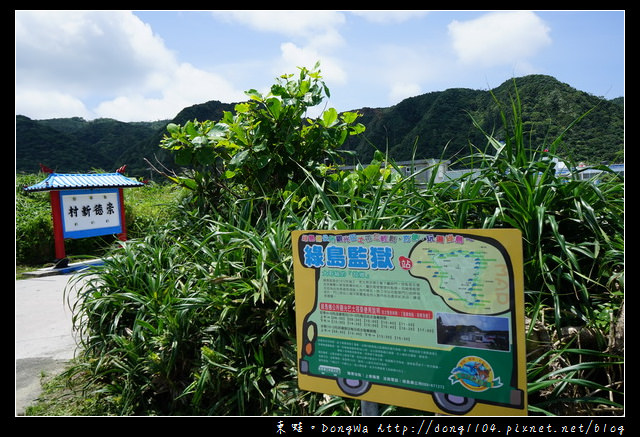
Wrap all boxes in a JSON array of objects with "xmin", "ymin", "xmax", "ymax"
[{"xmin": 24, "ymin": 172, "xmax": 145, "ymax": 192}]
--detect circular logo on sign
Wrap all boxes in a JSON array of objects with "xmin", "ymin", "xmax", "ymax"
[{"xmin": 448, "ymin": 356, "xmax": 502, "ymax": 392}]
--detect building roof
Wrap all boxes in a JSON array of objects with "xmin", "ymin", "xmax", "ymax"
[{"xmin": 23, "ymin": 172, "xmax": 145, "ymax": 192}]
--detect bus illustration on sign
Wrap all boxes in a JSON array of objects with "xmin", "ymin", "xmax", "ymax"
[{"xmin": 292, "ymin": 229, "xmax": 527, "ymax": 416}]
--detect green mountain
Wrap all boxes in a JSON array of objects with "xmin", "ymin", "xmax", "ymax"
[
  {"xmin": 16, "ymin": 101, "xmax": 235, "ymax": 178},
  {"xmin": 15, "ymin": 75, "xmax": 624, "ymax": 178},
  {"xmin": 341, "ymin": 75, "xmax": 624, "ymax": 165}
]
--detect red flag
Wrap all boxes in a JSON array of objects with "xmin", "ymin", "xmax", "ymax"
[{"xmin": 39, "ymin": 163, "xmax": 54, "ymax": 174}]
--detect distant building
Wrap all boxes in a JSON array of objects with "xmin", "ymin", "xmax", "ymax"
[
  {"xmin": 340, "ymin": 159, "xmax": 450, "ymax": 184},
  {"xmin": 339, "ymin": 159, "xmax": 623, "ymax": 185}
]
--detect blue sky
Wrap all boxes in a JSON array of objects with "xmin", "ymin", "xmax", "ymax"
[{"xmin": 15, "ymin": 10, "xmax": 624, "ymax": 122}]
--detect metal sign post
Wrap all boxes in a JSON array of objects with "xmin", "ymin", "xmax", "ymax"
[{"xmin": 361, "ymin": 400, "xmax": 379, "ymax": 416}]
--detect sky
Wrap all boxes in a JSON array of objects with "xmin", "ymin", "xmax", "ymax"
[{"xmin": 15, "ymin": 10, "xmax": 625, "ymax": 122}]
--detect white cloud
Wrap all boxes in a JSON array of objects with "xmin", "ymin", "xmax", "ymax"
[
  {"xmin": 16, "ymin": 10, "xmax": 173, "ymax": 96},
  {"xmin": 448, "ymin": 11, "xmax": 551, "ymax": 67},
  {"xmin": 388, "ymin": 82, "xmax": 423, "ymax": 104},
  {"xmin": 94, "ymin": 63, "xmax": 245, "ymax": 121},
  {"xmin": 279, "ymin": 42, "xmax": 347, "ymax": 85},
  {"xmin": 15, "ymin": 10, "xmax": 245, "ymax": 121},
  {"xmin": 15, "ymin": 89, "xmax": 93, "ymax": 120},
  {"xmin": 350, "ymin": 10, "xmax": 429, "ymax": 24},
  {"xmin": 212, "ymin": 10, "xmax": 348, "ymax": 86},
  {"xmin": 364, "ymin": 43, "xmax": 441, "ymax": 107},
  {"xmin": 211, "ymin": 10, "xmax": 346, "ymax": 40}
]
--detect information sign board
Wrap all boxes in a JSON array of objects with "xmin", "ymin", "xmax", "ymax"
[
  {"xmin": 292, "ymin": 229, "xmax": 527, "ymax": 416},
  {"xmin": 60, "ymin": 188, "xmax": 123, "ymax": 239}
]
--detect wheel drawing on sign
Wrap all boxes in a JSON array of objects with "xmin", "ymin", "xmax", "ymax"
[
  {"xmin": 337, "ymin": 378, "xmax": 372, "ymax": 396},
  {"xmin": 432, "ymin": 392, "xmax": 477, "ymax": 415}
]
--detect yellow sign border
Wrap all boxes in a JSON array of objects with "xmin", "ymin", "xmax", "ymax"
[{"xmin": 292, "ymin": 229, "xmax": 527, "ymax": 416}]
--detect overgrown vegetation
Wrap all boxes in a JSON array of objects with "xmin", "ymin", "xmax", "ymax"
[{"xmin": 19, "ymin": 64, "xmax": 623, "ymax": 416}]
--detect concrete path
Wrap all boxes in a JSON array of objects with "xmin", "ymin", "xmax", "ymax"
[{"xmin": 15, "ymin": 271, "xmax": 85, "ymax": 415}]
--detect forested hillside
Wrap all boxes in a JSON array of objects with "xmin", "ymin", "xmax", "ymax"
[
  {"xmin": 15, "ymin": 75, "xmax": 623, "ymax": 178},
  {"xmin": 342, "ymin": 75, "xmax": 624, "ymax": 165}
]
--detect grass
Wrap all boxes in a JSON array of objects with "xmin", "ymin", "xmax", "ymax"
[{"xmin": 24, "ymin": 361, "xmax": 120, "ymax": 416}]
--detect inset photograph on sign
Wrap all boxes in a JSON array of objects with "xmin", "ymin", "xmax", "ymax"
[
  {"xmin": 292, "ymin": 229, "xmax": 527, "ymax": 416},
  {"xmin": 436, "ymin": 313, "xmax": 510, "ymax": 351}
]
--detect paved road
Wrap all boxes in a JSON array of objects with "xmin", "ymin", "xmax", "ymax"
[{"xmin": 15, "ymin": 272, "xmax": 85, "ymax": 415}]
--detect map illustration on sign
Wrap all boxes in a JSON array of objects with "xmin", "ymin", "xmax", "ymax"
[
  {"xmin": 408, "ymin": 236, "xmax": 510, "ymax": 315},
  {"xmin": 292, "ymin": 229, "xmax": 527, "ymax": 416}
]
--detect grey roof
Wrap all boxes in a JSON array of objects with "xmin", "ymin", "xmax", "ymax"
[{"xmin": 23, "ymin": 172, "xmax": 145, "ymax": 192}]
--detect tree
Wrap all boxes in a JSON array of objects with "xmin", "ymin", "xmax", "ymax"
[{"xmin": 158, "ymin": 63, "xmax": 364, "ymax": 212}]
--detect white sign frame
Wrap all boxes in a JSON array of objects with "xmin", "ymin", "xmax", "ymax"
[{"xmin": 60, "ymin": 188, "xmax": 123, "ymax": 239}]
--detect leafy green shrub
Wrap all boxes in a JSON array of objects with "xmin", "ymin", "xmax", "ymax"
[
  {"xmin": 123, "ymin": 180, "xmax": 186, "ymax": 239},
  {"xmin": 16, "ymin": 173, "xmax": 56, "ymax": 264},
  {"xmin": 158, "ymin": 62, "xmax": 363, "ymax": 214},
  {"xmin": 68, "ymin": 202, "xmax": 292, "ymax": 414}
]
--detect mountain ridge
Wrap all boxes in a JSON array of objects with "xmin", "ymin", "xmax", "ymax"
[{"xmin": 16, "ymin": 74, "xmax": 624, "ymax": 178}]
